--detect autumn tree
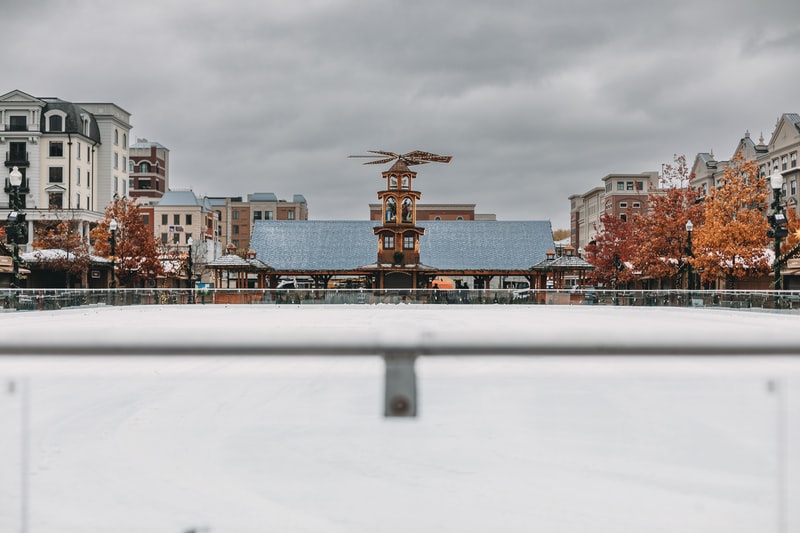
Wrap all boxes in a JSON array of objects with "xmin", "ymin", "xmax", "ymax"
[
  {"xmin": 584, "ymin": 211, "xmax": 640, "ymax": 288},
  {"xmin": 691, "ymin": 155, "xmax": 770, "ymax": 289},
  {"xmin": 631, "ymin": 155, "xmax": 704, "ymax": 288},
  {"xmin": 32, "ymin": 212, "xmax": 93, "ymax": 287},
  {"xmin": 89, "ymin": 196, "xmax": 163, "ymax": 287}
]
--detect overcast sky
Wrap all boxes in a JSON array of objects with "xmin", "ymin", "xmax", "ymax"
[{"xmin": 4, "ymin": 0, "xmax": 800, "ymax": 228}]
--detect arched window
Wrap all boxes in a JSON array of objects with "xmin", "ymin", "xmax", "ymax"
[
  {"xmin": 48, "ymin": 114, "xmax": 63, "ymax": 132},
  {"xmin": 122, "ymin": 133, "xmax": 127, "ymax": 148},
  {"xmin": 114, "ymin": 129, "xmax": 119, "ymax": 145},
  {"xmin": 139, "ymin": 162, "xmax": 151, "ymax": 173},
  {"xmin": 401, "ymin": 197, "xmax": 413, "ymax": 223},
  {"xmin": 385, "ymin": 197, "xmax": 397, "ymax": 222},
  {"xmin": 389, "ymin": 175, "xmax": 397, "ymax": 189},
  {"xmin": 401, "ymin": 175, "xmax": 410, "ymax": 189}
]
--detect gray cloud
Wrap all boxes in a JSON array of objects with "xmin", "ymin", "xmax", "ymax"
[{"xmin": 4, "ymin": 0, "xmax": 800, "ymax": 228}]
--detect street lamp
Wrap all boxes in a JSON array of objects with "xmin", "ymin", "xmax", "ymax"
[
  {"xmin": 6, "ymin": 166, "xmax": 27, "ymax": 288},
  {"xmin": 186, "ymin": 236, "xmax": 195, "ymax": 303},
  {"xmin": 108, "ymin": 218, "xmax": 118, "ymax": 288},
  {"xmin": 768, "ymin": 173, "xmax": 788, "ymax": 302},
  {"xmin": 685, "ymin": 219, "xmax": 694, "ymax": 292}
]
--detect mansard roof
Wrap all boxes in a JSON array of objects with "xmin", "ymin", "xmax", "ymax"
[
  {"xmin": 250, "ymin": 220, "xmax": 554, "ymax": 271},
  {"xmin": 40, "ymin": 98, "xmax": 102, "ymax": 143}
]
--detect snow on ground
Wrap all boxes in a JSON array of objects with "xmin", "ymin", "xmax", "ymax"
[{"xmin": 1, "ymin": 305, "xmax": 799, "ymax": 532}]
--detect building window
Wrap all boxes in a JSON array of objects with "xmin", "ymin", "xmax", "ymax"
[
  {"xmin": 626, "ymin": 181, "xmax": 634, "ymax": 190},
  {"xmin": 791, "ymin": 152, "xmax": 797, "ymax": 168},
  {"xmin": 617, "ymin": 182, "xmax": 624, "ymax": 191},
  {"xmin": 620, "ymin": 213, "xmax": 627, "ymax": 222},
  {"xmin": 142, "ymin": 214, "xmax": 150, "ymax": 225},
  {"xmin": 87, "ymin": 146, "xmax": 91, "ymax": 162},
  {"xmin": 9, "ymin": 142, "xmax": 26, "ymax": 164},
  {"xmin": 632, "ymin": 202, "xmax": 641, "ymax": 208},
  {"xmin": 383, "ymin": 235, "xmax": 395, "ymax": 249},
  {"xmin": 263, "ymin": 210, "xmax": 273, "ymax": 220},
  {"xmin": 49, "ymin": 141, "xmax": 64, "ymax": 157},
  {"xmin": 114, "ymin": 176, "xmax": 119, "ymax": 194},
  {"xmin": 9, "ymin": 116, "xmax": 26, "ymax": 131},
  {"xmin": 232, "ymin": 225, "xmax": 240, "ymax": 235},
  {"xmin": 48, "ymin": 114, "xmax": 63, "ymax": 132},
  {"xmin": 114, "ymin": 152, "xmax": 119, "ymax": 169},
  {"xmin": 390, "ymin": 175, "xmax": 398, "ymax": 188},
  {"xmin": 76, "ymin": 169, "xmax": 81, "ymax": 185},
  {"xmin": 185, "ymin": 233, "xmax": 192, "ymax": 244},
  {"xmin": 253, "ymin": 211, "xmax": 262, "ymax": 221},
  {"xmin": 760, "ymin": 164, "xmax": 767, "ymax": 178},
  {"xmin": 619, "ymin": 202, "xmax": 628, "ymax": 208},
  {"xmin": 76, "ymin": 192, "xmax": 80, "ymax": 208},
  {"xmin": 122, "ymin": 156, "xmax": 127, "ymax": 172},
  {"xmin": 403, "ymin": 235, "xmax": 414, "ymax": 249},
  {"xmin": 402, "ymin": 176, "xmax": 410, "ymax": 189},
  {"xmin": 76, "ymin": 142, "xmax": 81, "ymax": 160},
  {"xmin": 48, "ymin": 192, "xmax": 63, "ymax": 209},
  {"xmin": 774, "ymin": 159, "xmax": 779, "ymax": 172},
  {"xmin": 114, "ymin": 129, "xmax": 119, "ymax": 145},
  {"xmin": 232, "ymin": 210, "xmax": 240, "ymax": 220},
  {"xmin": 173, "ymin": 233, "xmax": 180, "ymax": 244},
  {"xmin": 87, "ymin": 171, "xmax": 91, "ymax": 187},
  {"xmin": 139, "ymin": 162, "xmax": 151, "ymax": 173},
  {"xmin": 173, "ymin": 214, "xmax": 180, "ymax": 225},
  {"xmin": 287, "ymin": 211, "xmax": 295, "ymax": 220},
  {"xmin": 791, "ymin": 179, "xmax": 797, "ymax": 197},
  {"xmin": 185, "ymin": 214, "xmax": 192, "ymax": 225},
  {"xmin": 49, "ymin": 167, "xmax": 63, "ymax": 182},
  {"xmin": 161, "ymin": 214, "xmax": 168, "ymax": 225},
  {"xmin": 456, "ymin": 216, "xmax": 464, "ymax": 220},
  {"xmin": 636, "ymin": 181, "xmax": 644, "ymax": 191},
  {"xmin": 782, "ymin": 156, "xmax": 788, "ymax": 171},
  {"xmin": 434, "ymin": 216, "xmax": 441, "ymax": 220},
  {"xmin": 122, "ymin": 133, "xmax": 127, "ymax": 149}
]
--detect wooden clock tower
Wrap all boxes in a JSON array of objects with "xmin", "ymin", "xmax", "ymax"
[
  {"xmin": 350, "ymin": 150, "xmax": 452, "ymax": 289},
  {"xmin": 374, "ymin": 159, "xmax": 423, "ymax": 266}
]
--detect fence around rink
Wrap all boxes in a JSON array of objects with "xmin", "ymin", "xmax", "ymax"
[{"xmin": 3, "ymin": 287, "xmax": 800, "ymax": 310}]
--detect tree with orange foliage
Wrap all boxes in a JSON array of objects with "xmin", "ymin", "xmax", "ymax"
[
  {"xmin": 691, "ymin": 155, "xmax": 770, "ymax": 289},
  {"xmin": 631, "ymin": 155, "xmax": 704, "ymax": 288},
  {"xmin": 584, "ymin": 210, "xmax": 640, "ymax": 288},
  {"xmin": 89, "ymin": 196, "xmax": 163, "ymax": 287},
  {"xmin": 32, "ymin": 212, "xmax": 93, "ymax": 287}
]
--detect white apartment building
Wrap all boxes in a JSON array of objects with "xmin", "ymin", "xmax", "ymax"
[{"xmin": 1, "ymin": 89, "xmax": 131, "ymax": 250}]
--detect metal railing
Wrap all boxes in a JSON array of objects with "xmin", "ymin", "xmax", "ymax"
[{"xmin": 3, "ymin": 287, "xmax": 800, "ymax": 311}]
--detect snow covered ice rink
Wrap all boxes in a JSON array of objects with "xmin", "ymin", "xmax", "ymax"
[{"xmin": 1, "ymin": 304, "xmax": 800, "ymax": 533}]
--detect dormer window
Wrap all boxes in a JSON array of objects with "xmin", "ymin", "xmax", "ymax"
[{"xmin": 48, "ymin": 114, "xmax": 63, "ymax": 132}]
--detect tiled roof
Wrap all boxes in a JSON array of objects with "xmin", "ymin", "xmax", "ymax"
[{"xmin": 250, "ymin": 220, "xmax": 554, "ymax": 271}]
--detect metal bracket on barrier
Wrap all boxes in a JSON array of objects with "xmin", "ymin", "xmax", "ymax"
[{"xmin": 383, "ymin": 351, "xmax": 418, "ymax": 417}]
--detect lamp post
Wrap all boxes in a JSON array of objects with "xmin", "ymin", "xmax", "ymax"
[
  {"xmin": 186, "ymin": 236, "xmax": 194, "ymax": 303},
  {"xmin": 685, "ymin": 219, "xmax": 694, "ymax": 293},
  {"xmin": 6, "ymin": 166, "xmax": 26, "ymax": 289},
  {"xmin": 109, "ymin": 218, "xmax": 118, "ymax": 289},
  {"xmin": 768, "ymin": 173, "xmax": 788, "ymax": 306}
]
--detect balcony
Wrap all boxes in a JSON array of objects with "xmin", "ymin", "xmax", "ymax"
[
  {"xmin": 4, "ymin": 177, "xmax": 30, "ymax": 195},
  {"xmin": 5, "ymin": 151, "xmax": 30, "ymax": 167}
]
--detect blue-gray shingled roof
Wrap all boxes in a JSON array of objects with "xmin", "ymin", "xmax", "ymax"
[{"xmin": 250, "ymin": 220, "xmax": 554, "ymax": 271}]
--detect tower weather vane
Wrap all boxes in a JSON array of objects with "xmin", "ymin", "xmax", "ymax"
[{"xmin": 348, "ymin": 150, "xmax": 452, "ymax": 166}]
